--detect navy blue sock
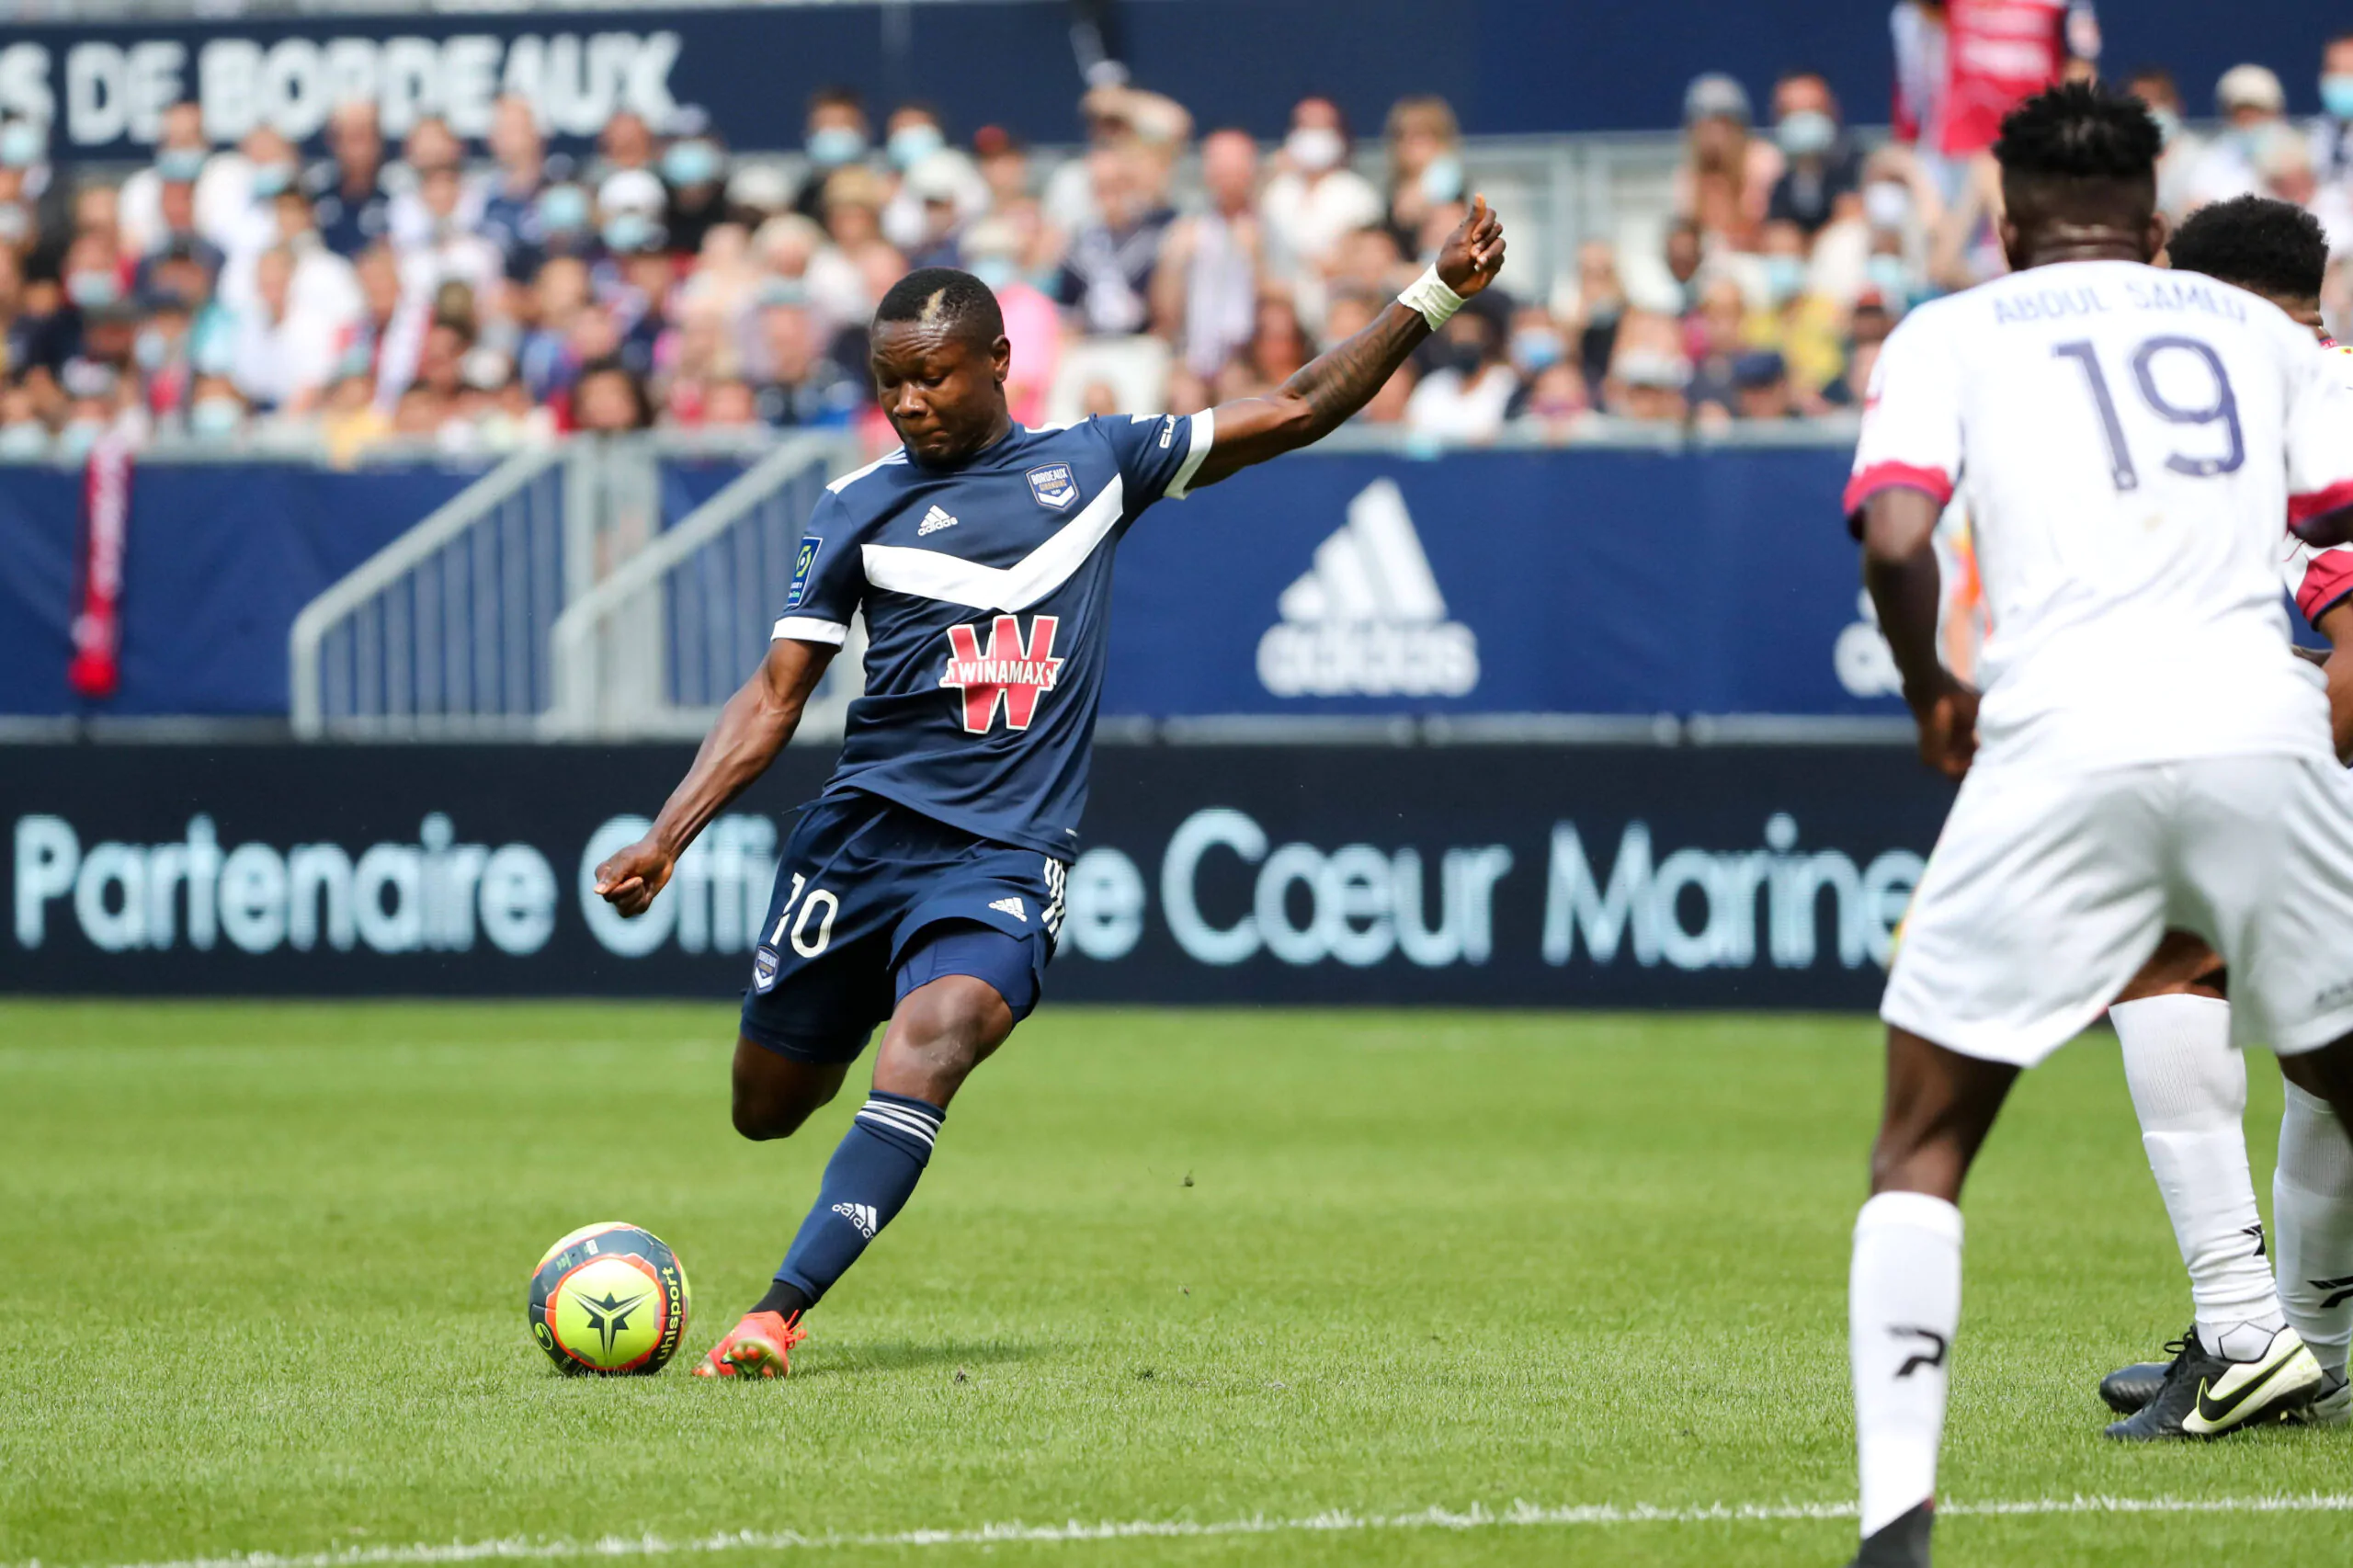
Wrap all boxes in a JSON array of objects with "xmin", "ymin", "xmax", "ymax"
[{"xmin": 773, "ymin": 1091, "xmax": 944, "ymax": 1306}]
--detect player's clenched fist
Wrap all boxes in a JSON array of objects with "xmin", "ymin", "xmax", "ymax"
[
  {"xmin": 594, "ymin": 838, "xmax": 674, "ymax": 917},
  {"xmin": 1436, "ymin": 194, "xmax": 1506, "ymax": 299}
]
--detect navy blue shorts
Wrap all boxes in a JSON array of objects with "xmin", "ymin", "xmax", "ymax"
[{"xmin": 739, "ymin": 791, "xmax": 1066, "ymax": 1063}]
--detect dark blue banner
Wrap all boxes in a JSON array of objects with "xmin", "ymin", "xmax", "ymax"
[
  {"xmin": 0, "ymin": 741, "xmax": 1953, "ymax": 1008},
  {"xmin": 1106, "ymin": 444, "xmax": 1900, "ymax": 721},
  {"xmin": 0, "ymin": 0, "xmax": 2330, "ymax": 154},
  {"xmin": 0, "ymin": 462, "xmax": 480, "ymax": 720}
]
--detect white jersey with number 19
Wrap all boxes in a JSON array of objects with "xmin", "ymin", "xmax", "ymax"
[{"xmin": 1847, "ymin": 258, "xmax": 2353, "ymax": 771}]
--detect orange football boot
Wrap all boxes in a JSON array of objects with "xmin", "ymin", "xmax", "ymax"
[{"xmin": 692, "ymin": 1309, "xmax": 807, "ymax": 1380}]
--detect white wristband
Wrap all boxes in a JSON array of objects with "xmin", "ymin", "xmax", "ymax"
[{"xmin": 1397, "ymin": 266, "xmax": 1466, "ymax": 333}]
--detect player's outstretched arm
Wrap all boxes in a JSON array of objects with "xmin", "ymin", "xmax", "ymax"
[
  {"xmin": 1862, "ymin": 487, "xmax": 1977, "ymax": 780},
  {"xmin": 1181, "ymin": 196, "xmax": 1506, "ymax": 492},
  {"xmin": 594, "ymin": 637, "xmax": 835, "ymax": 916}
]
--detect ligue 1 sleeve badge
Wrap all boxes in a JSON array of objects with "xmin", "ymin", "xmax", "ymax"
[{"xmin": 1026, "ymin": 462, "xmax": 1079, "ymax": 511}]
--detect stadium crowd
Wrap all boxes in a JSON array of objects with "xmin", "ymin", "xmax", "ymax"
[{"xmin": 2, "ymin": 14, "xmax": 2351, "ymax": 460}]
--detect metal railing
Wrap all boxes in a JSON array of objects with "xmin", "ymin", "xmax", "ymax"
[
  {"xmin": 289, "ymin": 446, "xmax": 570, "ymax": 739},
  {"xmin": 545, "ymin": 432, "xmax": 863, "ymax": 740}
]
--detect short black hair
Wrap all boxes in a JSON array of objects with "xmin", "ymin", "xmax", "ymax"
[
  {"xmin": 874, "ymin": 267, "xmax": 1005, "ymax": 347},
  {"xmin": 2168, "ymin": 195, "xmax": 2329, "ymax": 302},
  {"xmin": 1994, "ymin": 81, "xmax": 2161, "ymax": 232}
]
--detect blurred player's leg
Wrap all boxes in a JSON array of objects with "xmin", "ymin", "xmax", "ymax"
[
  {"xmin": 2275, "ymin": 1055, "xmax": 2353, "ymax": 1422},
  {"xmin": 2110, "ymin": 991, "xmax": 2283, "ymax": 1358},
  {"xmin": 1847, "ymin": 1028, "xmax": 2015, "ymax": 1568}
]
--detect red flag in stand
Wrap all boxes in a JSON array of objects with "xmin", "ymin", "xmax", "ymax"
[{"xmin": 65, "ymin": 436, "xmax": 131, "ymax": 700}]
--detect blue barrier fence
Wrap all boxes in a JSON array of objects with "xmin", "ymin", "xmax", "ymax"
[{"xmin": 0, "ymin": 444, "xmax": 1904, "ymax": 724}]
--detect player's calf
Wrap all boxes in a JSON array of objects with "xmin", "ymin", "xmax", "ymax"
[{"xmin": 729, "ymin": 1040, "xmax": 849, "ymax": 1142}]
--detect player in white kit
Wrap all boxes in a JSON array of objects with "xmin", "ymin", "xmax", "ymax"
[
  {"xmin": 1840, "ymin": 85, "xmax": 2353, "ymax": 1568},
  {"xmin": 2092, "ymin": 196, "xmax": 2353, "ymax": 1438}
]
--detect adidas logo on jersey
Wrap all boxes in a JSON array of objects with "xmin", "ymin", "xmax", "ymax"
[
  {"xmin": 989, "ymin": 896, "xmax": 1028, "ymax": 923},
  {"xmin": 832, "ymin": 1201, "xmax": 879, "ymax": 1239},
  {"xmin": 1257, "ymin": 478, "xmax": 1478, "ymax": 698},
  {"xmin": 917, "ymin": 504, "xmax": 960, "ymax": 536}
]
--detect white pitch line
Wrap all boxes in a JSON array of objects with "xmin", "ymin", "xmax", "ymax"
[{"xmin": 35, "ymin": 1494, "xmax": 2353, "ymax": 1568}]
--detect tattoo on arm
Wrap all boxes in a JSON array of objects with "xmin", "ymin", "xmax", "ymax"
[{"xmin": 1281, "ymin": 302, "xmax": 1430, "ymax": 439}]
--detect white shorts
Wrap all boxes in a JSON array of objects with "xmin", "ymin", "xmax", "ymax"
[{"xmin": 1883, "ymin": 754, "xmax": 2353, "ymax": 1065}]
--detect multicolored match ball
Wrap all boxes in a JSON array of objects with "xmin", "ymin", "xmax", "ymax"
[{"xmin": 528, "ymin": 1221, "xmax": 692, "ymax": 1376}]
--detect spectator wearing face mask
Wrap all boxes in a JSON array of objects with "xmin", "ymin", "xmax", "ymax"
[
  {"xmin": 2124, "ymin": 67, "xmax": 2205, "ymax": 219},
  {"xmin": 1260, "ymin": 97, "xmax": 1383, "ymax": 292},
  {"xmin": 792, "ymin": 88, "xmax": 873, "ymax": 222},
  {"xmin": 1855, "ymin": 148, "xmax": 1935, "ymax": 318},
  {"xmin": 1599, "ymin": 311, "xmax": 1692, "ymax": 426},
  {"xmin": 1405, "ymin": 295, "xmax": 1517, "ymax": 444},
  {"xmin": 118, "ymin": 102, "xmax": 213, "ymax": 261},
  {"xmin": 2188, "ymin": 64, "xmax": 2290, "ymax": 209},
  {"xmin": 880, "ymin": 108, "xmax": 990, "ymax": 256},
  {"xmin": 661, "ymin": 119, "xmax": 733, "ymax": 256},
  {"xmin": 181, "ymin": 374, "xmax": 248, "ymax": 443},
  {"xmin": 306, "ymin": 100, "xmax": 392, "ymax": 257},
  {"xmin": 2310, "ymin": 33, "xmax": 2353, "ymax": 191},
  {"xmin": 1382, "ymin": 97, "xmax": 1464, "ymax": 258},
  {"xmin": 1745, "ymin": 219, "xmax": 1844, "ymax": 403},
  {"xmin": 1763, "ymin": 72, "xmax": 1862, "ymax": 237},
  {"xmin": 399, "ymin": 164, "xmax": 505, "ymax": 321}
]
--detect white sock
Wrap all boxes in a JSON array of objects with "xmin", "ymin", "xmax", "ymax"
[
  {"xmin": 2111, "ymin": 994, "xmax": 2282, "ymax": 1358},
  {"xmin": 2276, "ymin": 1082, "xmax": 2353, "ymax": 1378},
  {"xmin": 1851, "ymin": 1191, "xmax": 1961, "ymax": 1540}
]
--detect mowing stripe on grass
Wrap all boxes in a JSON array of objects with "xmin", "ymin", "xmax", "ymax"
[{"xmin": 46, "ymin": 1494, "xmax": 2353, "ymax": 1568}]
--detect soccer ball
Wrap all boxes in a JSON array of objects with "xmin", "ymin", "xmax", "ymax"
[{"xmin": 527, "ymin": 1221, "xmax": 692, "ymax": 1376}]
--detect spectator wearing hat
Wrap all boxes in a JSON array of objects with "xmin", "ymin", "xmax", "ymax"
[
  {"xmin": 1675, "ymin": 73, "xmax": 1778, "ymax": 252},
  {"xmin": 1261, "ymin": 96, "xmax": 1383, "ymax": 293},
  {"xmin": 2189, "ymin": 64, "xmax": 2290, "ymax": 208},
  {"xmin": 1764, "ymin": 71, "xmax": 1863, "ymax": 237},
  {"xmin": 306, "ymin": 100, "xmax": 393, "ymax": 257},
  {"xmin": 1044, "ymin": 82, "xmax": 1193, "ymax": 235}
]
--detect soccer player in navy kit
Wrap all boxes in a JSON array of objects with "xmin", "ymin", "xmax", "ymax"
[{"xmin": 593, "ymin": 199, "xmax": 1507, "ymax": 1379}]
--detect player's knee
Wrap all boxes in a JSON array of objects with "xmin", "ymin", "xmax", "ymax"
[
  {"xmin": 881, "ymin": 979, "xmax": 1008, "ymax": 1092},
  {"xmin": 729, "ymin": 1066, "xmax": 838, "ymax": 1142}
]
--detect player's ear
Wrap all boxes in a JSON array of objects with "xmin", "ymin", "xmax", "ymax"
[
  {"xmin": 991, "ymin": 334, "xmax": 1011, "ymax": 387},
  {"xmin": 1996, "ymin": 213, "xmax": 2025, "ymax": 275},
  {"xmin": 2143, "ymin": 210, "xmax": 2169, "ymax": 267}
]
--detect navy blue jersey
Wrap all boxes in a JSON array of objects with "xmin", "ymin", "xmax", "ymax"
[{"xmin": 773, "ymin": 413, "xmax": 1215, "ymax": 857}]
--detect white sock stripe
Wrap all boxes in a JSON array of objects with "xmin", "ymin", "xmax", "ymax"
[
  {"xmin": 857, "ymin": 1105, "xmax": 940, "ymax": 1144},
  {"xmin": 860, "ymin": 1096, "xmax": 942, "ymax": 1129}
]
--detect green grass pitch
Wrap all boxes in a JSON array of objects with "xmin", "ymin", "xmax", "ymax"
[{"xmin": 6, "ymin": 1001, "xmax": 2352, "ymax": 1567}]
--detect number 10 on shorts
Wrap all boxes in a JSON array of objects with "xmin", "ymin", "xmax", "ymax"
[{"xmin": 768, "ymin": 874, "xmax": 839, "ymax": 957}]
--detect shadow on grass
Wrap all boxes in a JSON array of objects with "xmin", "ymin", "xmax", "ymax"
[{"xmin": 798, "ymin": 1338, "xmax": 1051, "ymax": 1379}]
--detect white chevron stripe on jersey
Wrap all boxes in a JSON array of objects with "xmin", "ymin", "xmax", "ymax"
[{"xmin": 862, "ymin": 476, "xmax": 1127, "ymax": 611}]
